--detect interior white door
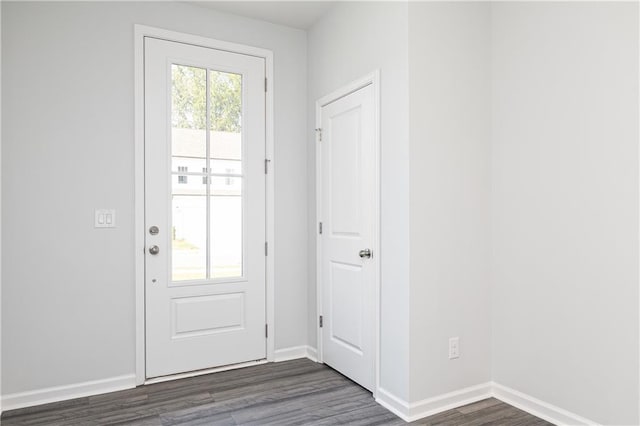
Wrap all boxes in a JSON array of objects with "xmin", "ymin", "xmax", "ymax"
[
  {"xmin": 144, "ymin": 37, "xmax": 266, "ymax": 378},
  {"xmin": 320, "ymin": 83, "xmax": 376, "ymax": 391}
]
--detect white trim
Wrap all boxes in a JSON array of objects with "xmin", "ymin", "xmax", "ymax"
[
  {"xmin": 274, "ymin": 346, "xmax": 319, "ymax": 362},
  {"xmin": 265, "ymin": 52, "xmax": 275, "ymax": 363},
  {"xmin": 372, "ymin": 71, "xmax": 381, "ymax": 400},
  {"xmin": 134, "ymin": 25, "xmax": 275, "ymax": 384},
  {"xmin": 274, "ymin": 346, "xmax": 307, "ymax": 362},
  {"xmin": 314, "ymin": 96, "xmax": 323, "ymax": 365},
  {"xmin": 407, "ymin": 382, "xmax": 492, "ymax": 422},
  {"xmin": 376, "ymin": 383, "xmax": 492, "ymax": 423},
  {"xmin": 1, "ymin": 375, "xmax": 136, "ymax": 412},
  {"xmin": 144, "ymin": 360, "xmax": 267, "ymax": 385},
  {"xmin": 134, "ymin": 24, "xmax": 146, "ymax": 387},
  {"xmin": 315, "ymin": 70, "xmax": 381, "ymax": 397},
  {"xmin": 376, "ymin": 382, "xmax": 600, "ymax": 424},
  {"xmin": 306, "ymin": 346, "xmax": 319, "ymax": 362},
  {"xmin": 492, "ymin": 382, "xmax": 600, "ymax": 426},
  {"xmin": 0, "ymin": 0, "xmax": 3, "ymax": 415},
  {"xmin": 375, "ymin": 388, "xmax": 412, "ymax": 421},
  {"xmin": 637, "ymin": 4, "xmax": 640, "ymax": 425},
  {"xmin": 0, "ymin": 362, "xmax": 600, "ymax": 425}
]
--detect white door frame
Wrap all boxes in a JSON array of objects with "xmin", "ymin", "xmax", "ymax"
[
  {"xmin": 315, "ymin": 71, "xmax": 381, "ymax": 397},
  {"xmin": 134, "ymin": 25, "xmax": 275, "ymax": 386}
]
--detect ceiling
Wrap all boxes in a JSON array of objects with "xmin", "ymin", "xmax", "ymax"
[{"xmin": 191, "ymin": 1, "xmax": 336, "ymax": 30}]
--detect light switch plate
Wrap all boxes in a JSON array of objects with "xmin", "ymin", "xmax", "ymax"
[{"xmin": 95, "ymin": 209, "xmax": 116, "ymax": 228}]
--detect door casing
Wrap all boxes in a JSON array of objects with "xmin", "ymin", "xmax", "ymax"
[
  {"xmin": 315, "ymin": 71, "xmax": 381, "ymax": 397},
  {"xmin": 134, "ymin": 25, "xmax": 275, "ymax": 386}
]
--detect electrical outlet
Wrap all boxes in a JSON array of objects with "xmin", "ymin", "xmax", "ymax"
[{"xmin": 449, "ymin": 337, "xmax": 460, "ymax": 359}]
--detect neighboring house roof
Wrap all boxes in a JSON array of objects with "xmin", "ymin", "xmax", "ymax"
[{"xmin": 172, "ymin": 128, "xmax": 241, "ymax": 160}]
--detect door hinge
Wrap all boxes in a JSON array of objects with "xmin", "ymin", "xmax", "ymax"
[
  {"xmin": 319, "ymin": 315, "xmax": 323, "ymax": 328},
  {"xmin": 264, "ymin": 158, "xmax": 270, "ymax": 174},
  {"xmin": 319, "ymin": 222, "xmax": 323, "ymax": 234},
  {"xmin": 265, "ymin": 78, "xmax": 268, "ymax": 92},
  {"xmin": 265, "ymin": 241, "xmax": 268, "ymax": 256},
  {"xmin": 315, "ymin": 128, "xmax": 322, "ymax": 142},
  {"xmin": 265, "ymin": 324, "xmax": 268, "ymax": 338}
]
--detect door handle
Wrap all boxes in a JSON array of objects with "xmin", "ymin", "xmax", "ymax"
[
  {"xmin": 148, "ymin": 245, "xmax": 160, "ymax": 255},
  {"xmin": 359, "ymin": 248, "xmax": 372, "ymax": 259}
]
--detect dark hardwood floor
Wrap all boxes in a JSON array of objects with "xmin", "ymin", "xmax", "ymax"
[{"xmin": 1, "ymin": 359, "xmax": 551, "ymax": 425}]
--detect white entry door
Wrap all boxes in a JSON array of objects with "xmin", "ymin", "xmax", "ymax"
[
  {"xmin": 144, "ymin": 37, "xmax": 266, "ymax": 378},
  {"xmin": 319, "ymin": 82, "xmax": 377, "ymax": 391}
]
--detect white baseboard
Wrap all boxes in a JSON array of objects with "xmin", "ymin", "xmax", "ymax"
[
  {"xmin": 274, "ymin": 345, "xmax": 318, "ymax": 363},
  {"xmin": 1, "ymin": 359, "xmax": 598, "ymax": 426},
  {"xmin": 306, "ymin": 346, "xmax": 318, "ymax": 362},
  {"xmin": 491, "ymin": 382, "xmax": 600, "ymax": 426},
  {"xmin": 409, "ymin": 382, "xmax": 493, "ymax": 421},
  {"xmin": 376, "ymin": 382, "xmax": 601, "ymax": 425},
  {"xmin": 2, "ymin": 349, "xmax": 318, "ymax": 412},
  {"xmin": 2, "ymin": 374, "xmax": 136, "ymax": 412},
  {"xmin": 376, "ymin": 382, "xmax": 492, "ymax": 422},
  {"xmin": 376, "ymin": 388, "xmax": 412, "ymax": 421}
]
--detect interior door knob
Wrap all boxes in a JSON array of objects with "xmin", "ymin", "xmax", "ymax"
[
  {"xmin": 148, "ymin": 245, "xmax": 160, "ymax": 255},
  {"xmin": 359, "ymin": 248, "xmax": 372, "ymax": 259}
]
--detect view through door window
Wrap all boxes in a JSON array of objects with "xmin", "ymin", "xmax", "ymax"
[{"xmin": 170, "ymin": 64, "xmax": 243, "ymax": 281}]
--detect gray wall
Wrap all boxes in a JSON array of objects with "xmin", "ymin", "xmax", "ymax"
[
  {"xmin": 307, "ymin": 2, "xmax": 411, "ymax": 400},
  {"xmin": 3, "ymin": 2, "xmax": 640, "ymax": 423},
  {"xmin": 2, "ymin": 1, "xmax": 307, "ymax": 395},
  {"xmin": 408, "ymin": 1, "xmax": 492, "ymax": 401},
  {"xmin": 491, "ymin": 3, "xmax": 639, "ymax": 424},
  {"xmin": 309, "ymin": 4, "xmax": 640, "ymax": 421}
]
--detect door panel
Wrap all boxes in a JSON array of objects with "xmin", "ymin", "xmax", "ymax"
[
  {"xmin": 321, "ymin": 83, "xmax": 376, "ymax": 391},
  {"xmin": 171, "ymin": 293, "xmax": 244, "ymax": 338},
  {"xmin": 330, "ymin": 107, "xmax": 361, "ymax": 235},
  {"xmin": 330, "ymin": 261, "xmax": 363, "ymax": 354},
  {"xmin": 144, "ymin": 37, "xmax": 266, "ymax": 378}
]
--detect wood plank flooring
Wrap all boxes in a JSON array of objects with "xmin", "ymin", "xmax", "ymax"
[{"xmin": 1, "ymin": 359, "xmax": 551, "ymax": 425}]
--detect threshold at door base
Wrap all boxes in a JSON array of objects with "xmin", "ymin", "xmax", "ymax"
[{"xmin": 144, "ymin": 359, "xmax": 268, "ymax": 385}]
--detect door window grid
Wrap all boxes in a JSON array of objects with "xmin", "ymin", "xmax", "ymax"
[
  {"xmin": 177, "ymin": 166, "xmax": 188, "ymax": 184},
  {"xmin": 170, "ymin": 64, "xmax": 244, "ymax": 282}
]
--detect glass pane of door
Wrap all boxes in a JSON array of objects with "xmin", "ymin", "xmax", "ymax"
[
  {"xmin": 171, "ymin": 185, "xmax": 207, "ymax": 281},
  {"xmin": 211, "ymin": 177, "xmax": 243, "ymax": 279},
  {"xmin": 170, "ymin": 64, "xmax": 244, "ymax": 282}
]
